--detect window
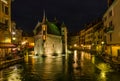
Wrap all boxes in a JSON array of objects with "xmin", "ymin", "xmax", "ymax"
[
  {"xmin": 110, "ymin": 33, "xmax": 112, "ymax": 41},
  {"xmin": 5, "ymin": 20, "xmax": 8, "ymax": 28},
  {"xmin": 43, "ymin": 35, "xmax": 46, "ymax": 40},
  {"xmin": 5, "ymin": 6, "xmax": 8, "ymax": 15},
  {"xmin": 109, "ymin": 10, "xmax": 112, "ymax": 17},
  {"xmin": 42, "ymin": 25, "xmax": 46, "ymax": 31},
  {"xmin": 5, "ymin": 19, "xmax": 8, "ymax": 24},
  {"xmin": 2, "ymin": 4, "xmax": 4, "ymax": 13},
  {"xmin": 109, "ymin": 21, "xmax": 113, "ymax": 26},
  {"xmin": 103, "ymin": 17, "xmax": 107, "ymax": 21},
  {"xmin": 43, "ymin": 31, "xmax": 46, "ymax": 35}
]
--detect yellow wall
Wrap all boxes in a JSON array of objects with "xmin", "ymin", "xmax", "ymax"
[
  {"xmin": 112, "ymin": 46, "xmax": 120, "ymax": 57},
  {"xmin": 107, "ymin": 45, "xmax": 120, "ymax": 57}
]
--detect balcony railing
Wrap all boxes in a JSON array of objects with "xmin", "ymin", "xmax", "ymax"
[
  {"xmin": 0, "ymin": 22, "xmax": 8, "ymax": 30},
  {"xmin": 104, "ymin": 26, "xmax": 114, "ymax": 33}
]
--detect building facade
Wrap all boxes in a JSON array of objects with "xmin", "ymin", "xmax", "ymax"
[
  {"xmin": 0, "ymin": 0, "xmax": 12, "ymax": 59},
  {"xmin": 103, "ymin": 0, "xmax": 120, "ymax": 58},
  {"xmin": 84, "ymin": 25, "xmax": 94, "ymax": 50},
  {"xmin": 91, "ymin": 21, "xmax": 105, "ymax": 53},
  {"xmin": 0, "ymin": 0, "xmax": 11, "ymax": 31},
  {"xmin": 78, "ymin": 20, "xmax": 104, "ymax": 54},
  {"xmin": 68, "ymin": 32, "xmax": 80, "ymax": 50},
  {"xmin": 11, "ymin": 21, "xmax": 23, "ymax": 45}
]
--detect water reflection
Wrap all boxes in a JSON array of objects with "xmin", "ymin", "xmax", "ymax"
[
  {"xmin": 0, "ymin": 51, "xmax": 120, "ymax": 81},
  {"xmin": 0, "ymin": 65, "xmax": 23, "ymax": 81},
  {"xmin": 96, "ymin": 63, "xmax": 113, "ymax": 81}
]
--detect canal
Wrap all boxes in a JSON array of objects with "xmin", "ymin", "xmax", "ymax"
[{"xmin": 0, "ymin": 50, "xmax": 120, "ymax": 81}]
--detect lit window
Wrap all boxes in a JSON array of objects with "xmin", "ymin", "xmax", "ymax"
[
  {"xmin": 43, "ymin": 35, "xmax": 46, "ymax": 40},
  {"xmin": 42, "ymin": 25, "xmax": 46, "ymax": 31}
]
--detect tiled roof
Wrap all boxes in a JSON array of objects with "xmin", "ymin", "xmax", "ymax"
[{"xmin": 46, "ymin": 21, "xmax": 60, "ymax": 35}]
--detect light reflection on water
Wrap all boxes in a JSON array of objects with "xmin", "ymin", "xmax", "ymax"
[
  {"xmin": 0, "ymin": 65, "xmax": 23, "ymax": 81},
  {"xmin": 0, "ymin": 51, "xmax": 120, "ymax": 81}
]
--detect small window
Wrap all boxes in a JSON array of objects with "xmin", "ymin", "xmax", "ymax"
[
  {"xmin": 109, "ymin": 10, "xmax": 112, "ymax": 17},
  {"xmin": 109, "ymin": 21, "xmax": 113, "ymax": 27},
  {"xmin": 5, "ymin": 6, "xmax": 8, "ymax": 15},
  {"xmin": 42, "ymin": 25, "xmax": 46, "ymax": 31},
  {"xmin": 110, "ymin": 33, "xmax": 112, "ymax": 41},
  {"xmin": 104, "ymin": 17, "xmax": 107, "ymax": 22},
  {"xmin": 2, "ymin": 4, "xmax": 4, "ymax": 13}
]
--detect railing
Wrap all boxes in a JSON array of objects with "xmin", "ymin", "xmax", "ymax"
[
  {"xmin": 104, "ymin": 26, "xmax": 114, "ymax": 33},
  {"xmin": 0, "ymin": 57, "xmax": 24, "ymax": 70}
]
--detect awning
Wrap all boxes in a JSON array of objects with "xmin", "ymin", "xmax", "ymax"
[{"xmin": 0, "ymin": 43, "xmax": 16, "ymax": 48}]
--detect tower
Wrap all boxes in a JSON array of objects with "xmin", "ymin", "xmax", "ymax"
[{"xmin": 61, "ymin": 22, "xmax": 68, "ymax": 54}]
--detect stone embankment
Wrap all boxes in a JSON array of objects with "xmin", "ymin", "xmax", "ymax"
[{"xmin": 0, "ymin": 57, "xmax": 24, "ymax": 70}]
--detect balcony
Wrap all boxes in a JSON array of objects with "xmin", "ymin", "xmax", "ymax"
[
  {"xmin": 0, "ymin": 22, "xmax": 8, "ymax": 30},
  {"xmin": 104, "ymin": 26, "xmax": 114, "ymax": 33}
]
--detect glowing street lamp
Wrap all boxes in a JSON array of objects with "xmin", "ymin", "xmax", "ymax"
[
  {"xmin": 12, "ymin": 37, "xmax": 16, "ymax": 40},
  {"xmin": 101, "ymin": 41, "xmax": 105, "ymax": 45},
  {"xmin": 74, "ymin": 44, "xmax": 77, "ymax": 47},
  {"xmin": 12, "ymin": 31, "xmax": 16, "ymax": 35}
]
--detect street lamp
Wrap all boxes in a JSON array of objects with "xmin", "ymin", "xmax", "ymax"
[
  {"xmin": 12, "ymin": 31, "xmax": 16, "ymax": 35},
  {"xmin": 101, "ymin": 41, "xmax": 105, "ymax": 45},
  {"xmin": 12, "ymin": 37, "xmax": 16, "ymax": 40},
  {"xmin": 11, "ymin": 31, "xmax": 16, "ymax": 44},
  {"xmin": 74, "ymin": 44, "xmax": 77, "ymax": 47}
]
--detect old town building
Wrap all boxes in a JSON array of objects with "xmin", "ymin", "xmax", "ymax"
[
  {"xmin": 79, "ymin": 20, "xmax": 104, "ymax": 52},
  {"xmin": 0, "ymin": 0, "xmax": 13, "ymax": 59},
  {"xmin": 103, "ymin": 0, "xmax": 120, "ymax": 58},
  {"xmin": 68, "ymin": 32, "xmax": 80, "ymax": 49},
  {"xmin": 33, "ymin": 13, "xmax": 67, "ymax": 56}
]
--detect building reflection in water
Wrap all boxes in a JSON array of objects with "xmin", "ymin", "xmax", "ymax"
[
  {"xmin": 73, "ymin": 50, "xmax": 78, "ymax": 68},
  {"xmin": 24, "ymin": 55, "xmax": 64, "ymax": 80},
  {"xmin": 0, "ymin": 50, "xmax": 120, "ymax": 81}
]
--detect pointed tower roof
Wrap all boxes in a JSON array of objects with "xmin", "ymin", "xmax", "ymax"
[
  {"xmin": 33, "ymin": 21, "xmax": 41, "ymax": 35},
  {"xmin": 42, "ymin": 10, "xmax": 46, "ymax": 23}
]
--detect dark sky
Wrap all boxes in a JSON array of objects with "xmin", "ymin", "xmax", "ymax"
[{"xmin": 11, "ymin": 0, "xmax": 107, "ymax": 33}]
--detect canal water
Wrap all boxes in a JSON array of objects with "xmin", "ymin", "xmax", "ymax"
[{"xmin": 0, "ymin": 50, "xmax": 120, "ymax": 81}]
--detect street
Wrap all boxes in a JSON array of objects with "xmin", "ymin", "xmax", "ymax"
[{"xmin": 0, "ymin": 50, "xmax": 120, "ymax": 81}]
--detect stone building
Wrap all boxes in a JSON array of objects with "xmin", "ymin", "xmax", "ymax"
[{"xmin": 33, "ymin": 13, "xmax": 67, "ymax": 56}]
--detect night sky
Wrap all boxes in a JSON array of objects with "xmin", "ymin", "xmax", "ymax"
[{"xmin": 11, "ymin": 0, "xmax": 107, "ymax": 33}]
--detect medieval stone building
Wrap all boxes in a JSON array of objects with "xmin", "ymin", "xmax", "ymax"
[{"xmin": 33, "ymin": 13, "xmax": 67, "ymax": 57}]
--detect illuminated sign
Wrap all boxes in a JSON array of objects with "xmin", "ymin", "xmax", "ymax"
[{"xmin": 1, "ymin": 0, "xmax": 8, "ymax": 4}]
